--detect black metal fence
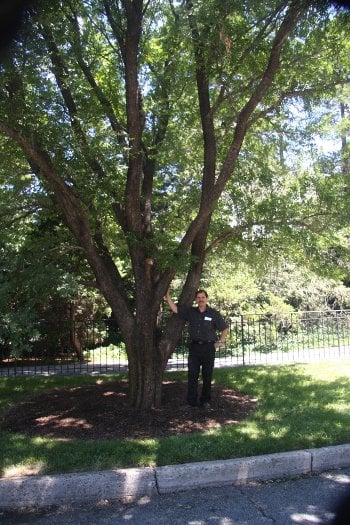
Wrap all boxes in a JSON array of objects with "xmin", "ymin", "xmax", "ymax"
[{"xmin": 1, "ymin": 310, "xmax": 350, "ymax": 377}]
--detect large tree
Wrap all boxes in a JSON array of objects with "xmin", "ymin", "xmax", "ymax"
[{"xmin": 0, "ymin": 0, "xmax": 349, "ymax": 407}]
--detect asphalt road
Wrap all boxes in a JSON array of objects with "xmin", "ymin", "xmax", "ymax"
[{"xmin": 2, "ymin": 468, "xmax": 350, "ymax": 525}]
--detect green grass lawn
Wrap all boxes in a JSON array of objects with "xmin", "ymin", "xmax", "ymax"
[{"xmin": 1, "ymin": 359, "xmax": 350, "ymax": 477}]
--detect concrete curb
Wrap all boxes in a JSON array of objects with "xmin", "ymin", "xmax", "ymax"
[
  {"xmin": 1, "ymin": 444, "xmax": 350, "ymax": 509},
  {"xmin": 0, "ymin": 468, "xmax": 157, "ymax": 509},
  {"xmin": 155, "ymin": 450, "xmax": 312, "ymax": 493}
]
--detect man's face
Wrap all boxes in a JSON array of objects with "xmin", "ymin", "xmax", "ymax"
[{"xmin": 195, "ymin": 292, "xmax": 208, "ymax": 308}]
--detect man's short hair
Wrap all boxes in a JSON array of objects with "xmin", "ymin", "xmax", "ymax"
[{"xmin": 196, "ymin": 289, "xmax": 208, "ymax": 298}]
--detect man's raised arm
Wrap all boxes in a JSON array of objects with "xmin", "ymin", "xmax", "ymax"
[{"xmin": 165, "ymin": 289, "xmax": 178, "ymax": 314}]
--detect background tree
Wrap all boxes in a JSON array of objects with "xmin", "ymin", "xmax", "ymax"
[
  {"xmin": 0, "ymin": 183, "xmax": 107, "ymax": 358},
  {"xmin": 0, "ymin": 0, "xmax": 349, "ymax": 408}
]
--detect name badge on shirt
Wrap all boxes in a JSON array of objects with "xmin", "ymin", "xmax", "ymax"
[{"xmin": 204, "ymin": 316, "xmax": 212, "ymax": 321}]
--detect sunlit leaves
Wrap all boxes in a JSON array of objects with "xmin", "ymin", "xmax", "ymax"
[{"xmin": 0, "ymin": 0, "xmax": 349, "ymax": 310}]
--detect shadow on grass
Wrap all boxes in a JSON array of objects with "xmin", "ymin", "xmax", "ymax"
[
  {"xmin": 155, "ymin": 364, "xmax": 350, "ymax": 466},
  {"xmin": 0, "ymin": 374, "xmax": 123, "ymax": 413},
  {"xmin": 1, "ymin": 363, "xmax": 350, "ymax": 476},
  {"xmin": 0, "ymin": 430, "xmax": 158, "ymax": 477}
]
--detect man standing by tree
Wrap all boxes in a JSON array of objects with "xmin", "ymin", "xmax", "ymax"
[{"xmin": 165, "ymin": 289, "xmax": 228, "ymax": 408}]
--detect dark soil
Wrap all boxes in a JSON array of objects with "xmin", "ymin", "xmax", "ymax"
[{"xmin": 0, "ymin": 380, "xmax": 257, "ymax": 440}]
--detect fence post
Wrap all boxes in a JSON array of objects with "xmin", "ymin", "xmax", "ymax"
[
  {"xmin": 336, "ymin": 312, "xmax": 340, "ymax": 356},
  {"xmin": 241, "ymin": 315, "xmax": 245, "ymax": 365}
]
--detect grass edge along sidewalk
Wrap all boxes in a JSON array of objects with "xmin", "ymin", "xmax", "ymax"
[
  {"xmin": 2, "ymin": 444, "xmax": 350, "ymax": 510},
  {"xmin": 1, "ymin": 358, "xmax": 350, "ymax": 478}
]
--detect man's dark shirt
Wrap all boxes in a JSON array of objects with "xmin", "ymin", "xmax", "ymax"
[{"xmin": 178, "ymin": 305, "xmax": 228, "ymax": 342}]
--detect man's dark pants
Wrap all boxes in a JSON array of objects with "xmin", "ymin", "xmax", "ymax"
[{"xmin": 187, "ymin": 342, "xmax": 215, "ymax": 406}]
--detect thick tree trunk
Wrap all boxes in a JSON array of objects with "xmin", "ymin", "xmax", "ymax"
[{"xmin": 126, "ymin": 320, "xmax": 166, "ymax": 409}]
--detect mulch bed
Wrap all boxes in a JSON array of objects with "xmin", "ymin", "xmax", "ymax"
[{"xmin": 0, "ymin": 380, "xmax": 257, "ymax": 440}]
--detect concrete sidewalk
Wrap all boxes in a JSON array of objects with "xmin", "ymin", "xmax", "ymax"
[{"xmin": 1, "ymin": 444, "xmax": 350, "ymax": 510}]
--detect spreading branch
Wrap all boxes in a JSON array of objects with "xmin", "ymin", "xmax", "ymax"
[{"xmin": 179, "ymin": 0, "xmax": 312, "ymax": 255}]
